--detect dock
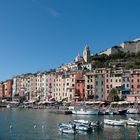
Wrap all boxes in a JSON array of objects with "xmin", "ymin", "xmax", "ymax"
[{"xmin": 48, "ymin": 109, "xmax": 72, "ymax": 114}]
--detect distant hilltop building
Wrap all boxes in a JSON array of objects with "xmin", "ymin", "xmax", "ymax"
[
  {"xmin": 75, "ymin": 45, "xmax": 91, "ymax": 63},
  {"xmin": 57, "ymin": 45, "xmax": 92, "ymax": 72},
  {"xmin": 100, "ymin": 38, "xmax": 140, "ymax": 55}
]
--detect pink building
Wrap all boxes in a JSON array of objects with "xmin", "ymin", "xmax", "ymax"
[
  {"xmin": 130, "ymin": 69, "xmax": 140, "ymax": 94},
  {"xmin": 47, "ymin": 71, "xmax": 56, "ymax": 100},
  {"xmin": 104, "ymin": 68, "xmax": 111, "ymax": 100}
]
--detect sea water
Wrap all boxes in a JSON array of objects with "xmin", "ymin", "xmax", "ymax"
[{"xmin": 0, "ymin": 108, "xmax": 139, "ymax": 140}]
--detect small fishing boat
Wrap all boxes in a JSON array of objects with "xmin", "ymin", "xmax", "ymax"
[
  {"xmin": 127, "ymin": 118, "xmax": 140, "ymax": 126},
  {"xmin": 73, "ymin": 119, "xmax": 89, "ymax": 125},
  {"xmin": 69, "ymin": 120, "xmax": 93, "ymax": 131},
  {"xmin": 104, "ymin": 119, "xmax": 126, "ymax": 126},
  {"xmin": 76, "ymin": 124, "xmax": 92, "ymax": 131},
  {"xmin": 58, "ymin": 123, "xmax": 76, "ymax": 134},
  {"xmin": 59, "ymin": 127, "xmax": 76, "ymax": 134}
]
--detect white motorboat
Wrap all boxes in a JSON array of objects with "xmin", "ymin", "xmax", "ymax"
[
  {"xmin": 58, "ymin": 123, "xmax": 76, "ymax": 134},
  {"xmin": 73, "ymin": 119, "xmax": 89, "ymax": 124},
  {"xmin": 104, "ymin": 119, "xmax": 126, "ymax": 126},
  {"xmin": 72, "ymin": 108, "xmax": 99, "ymax": 115},
  {"xmin": 59, "ymin": 127, "xmax": 76, "ymax": 134},
  {"xmin": 126, "ymin": 118, "xmax": 140, "ymax": 126},
  {"xmin": 6, "ymin": 104, "xmax": 11, "ymax": 108},
  {"xmin": 127, "ymin": 108, "xmax": 139, "ymax": 114},
  {"xmin": 76, "ymin": 124, "xmax": 92, "ymax": 131}
]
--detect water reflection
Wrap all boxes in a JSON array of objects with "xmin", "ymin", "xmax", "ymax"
[{"xmin": 0, "ymin": 108, "xmax": 139, "ymax": 140}]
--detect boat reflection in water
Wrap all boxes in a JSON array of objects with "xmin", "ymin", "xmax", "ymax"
[{"xmin": 0, "ymin": 108, "xmax": 140, "ymax": 140}]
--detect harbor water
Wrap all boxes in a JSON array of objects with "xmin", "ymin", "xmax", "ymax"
[{"xmin": 0, "ymin": 108, "xmax": 139, "ymax": 140}]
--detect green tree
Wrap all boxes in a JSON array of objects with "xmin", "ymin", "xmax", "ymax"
[{"xmin": 107, "ymin": 88, "xmax": 120, "ymax": 102}]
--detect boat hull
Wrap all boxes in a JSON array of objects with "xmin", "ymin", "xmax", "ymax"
[
  {"xmin": 127, "ymin": 108, "xmax": 139, "ymax": 114},
  {"xmin": 72, "ymin": 110, "xmax": 99, "ymax": 115}
]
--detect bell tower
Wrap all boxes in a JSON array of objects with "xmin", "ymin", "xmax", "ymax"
[{"xmin": 83, "ymin": 45, "xmax": 90, "ymax": 62}]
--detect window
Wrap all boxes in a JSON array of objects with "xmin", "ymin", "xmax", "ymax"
[
  {"xmin": 87, "ymin": 85, "xmax": 90, "ymax": 89},
  {"xmin": 106, "ymin": 79, "xmax": 108, "ymax": 82},
  {"xmin": 131, "ymin": 85, "xmax": 134, "ymax": 88},
  {"xmin": 101, "ymin": 81, "xmax": 104, "ymax": 85},
  {"xmin": 110, "ymin": 79, "xmax": 112, "ymax": 82},
  {"xmin": 127, "ymin": 78, "xmax": 129, "ymax": 82},
  {"xmin": 96, "ymin": 81, "xmax": 98, "ymax": 86},
  {"xmin": 138, "ymin": 79, "xmax": 140, "ymax": 82},
  {"xmin": 91, "ymin": 85, "xmax": 93, "ymax": 89},
  {"xmin": 106, "ymin": 85, "xmax": 109, "ymax": 88},
  {"xmin": 110, "ymin": 84, "xmax": 112, "ymax": 88},
  {"xmin": 132, "ymin": 79, "xmax": 134, "ymax": 82}
]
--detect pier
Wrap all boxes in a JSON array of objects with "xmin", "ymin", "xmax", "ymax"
[{"xmin": 48, "ymin": 109, "xmax": 72, "ymax": 114}]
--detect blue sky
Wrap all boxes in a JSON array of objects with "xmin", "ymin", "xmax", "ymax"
[{"xmin": 0, "ymin": 0, "xmax": 140, "ymax": 81}]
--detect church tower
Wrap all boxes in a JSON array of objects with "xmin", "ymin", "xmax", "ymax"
[
  {"xmin": 75, "ymin": 53, "xmax": 81, "ymax": 62},
  {"xmin": 83, "ymin": 45, "xmax": 90, "ymax": 62}
]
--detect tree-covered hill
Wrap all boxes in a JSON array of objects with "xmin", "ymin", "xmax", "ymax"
[{"xmin": 90, "ymin": 51, "xmax": 140, "ymax": 69}]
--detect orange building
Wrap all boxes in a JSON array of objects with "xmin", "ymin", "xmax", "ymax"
[
  {"xmin": 75, "ymin": 78, "xmax": 85, "ymax": 101},
  {"xmin": 74, "ymin": 71, "xmax": 85, "ymax": 101},
  {"xmin": 0, "ymin": 82, "xmax": 4, "ymax": 99},
  {"xmin": 3, "ymin": 79, "xmax": 13, "ymax": 100}
]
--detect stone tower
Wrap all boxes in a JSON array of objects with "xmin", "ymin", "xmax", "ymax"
[
  {"xmin": 75, "ymin": 53, "xmax": 81, "ymax": 62},
  {"xmin": 83, "ymin": 45, "xmax": 90, "ymax": 62}
]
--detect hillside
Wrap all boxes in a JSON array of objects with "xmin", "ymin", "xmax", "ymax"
[{"xmin": 90, "ymin": 51, "xmax": 140, "ymax": 69}]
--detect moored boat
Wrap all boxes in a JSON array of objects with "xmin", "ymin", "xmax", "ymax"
[
  {"xmin": 76, "ymin": 124, "xmax": 92, "ymax": 131},
  {"xmin": 104, "ymin": 119, "xmax": 126, "ymax": 126},
  {"xmin": 118, "ymin": 109, "xmax": 127, "ymax": 115},
  {"xmin": 127, "ymin": 108, "xmax": 139, "ymax": 114},
  {"xmin": 127, "ymin": 118, "xmax": 140, "ymax": 126},
  {"xmin": 59, "ymin": 127, "xmax": 76, "ymax": 134},
  {"xmin": 72, "ymin": 108, "xmax": 99, "ymax": 115}
]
